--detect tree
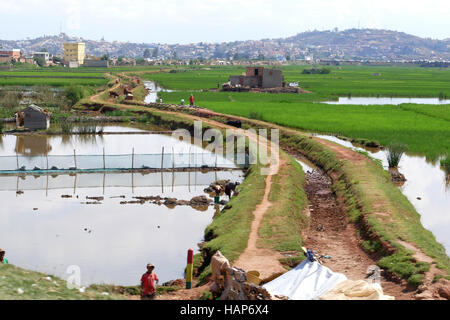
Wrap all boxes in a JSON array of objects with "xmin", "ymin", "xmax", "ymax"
[
  {"xmin": 152, "ymin": 47, "xmax": 159, "ymax": 58},
  {"xmin": 40, "ymin": 48, "xmax": 48, "ymax": 52},
  {"xmin": 34, "ymin": 57, "xmax": 46, "ymax": 67},
  {"xmin": 233, "ymin": 53, "xmax": 240, "ymax": 60},
  {"xmin": 143, "ymin": 48, "xmax": 151, "ymax": 58},
  {"xmin": 101, "ymin": 54, "xmax": 109, "ymax": 61}
]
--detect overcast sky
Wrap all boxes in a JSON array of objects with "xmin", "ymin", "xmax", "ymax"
[{"xmin": 1, "ymin": 0, "xmax": 449, "ymax": 43}]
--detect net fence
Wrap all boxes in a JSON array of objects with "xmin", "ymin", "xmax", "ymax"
[
  {"xmin": 0, "ymin": 170, "xmax": 243, "ymax": 192},
  {"xmin": 0, "ymin": 152, "xmax": 249, "ymax": 172}
]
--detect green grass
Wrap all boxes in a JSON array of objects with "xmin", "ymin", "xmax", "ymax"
[
  {"xmin": 0, "ymin": 264, "xmax": 130, "ymax": 300},
  {"xmin": 144, "ymin": 65, "xmax": 450, "ymax": 98},
  {"xmin": 145, "ymin": 65, "xmax": 449, "ymax": 160},
  {"xmin": 160, "ymin": 93, "xmax": 449, "ymax": 160},
  {"xmin": 258, "ymin": 153, "xmax": 308, "ymax": 252}
]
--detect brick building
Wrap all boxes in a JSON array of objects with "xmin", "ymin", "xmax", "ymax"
[{"xmin": 229, "ymin": 67, "xmax": 284, "ymax": 88}]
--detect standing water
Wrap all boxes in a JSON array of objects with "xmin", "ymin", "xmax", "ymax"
[
  {"xmin": 321, "ymin": 97, "xmax": 450, "ymax": 105},
  {"xmin": 0, "ymin": 126, "xmax": 244, "ymax": 286},
  {"xmin": 314, "ymin": 134, "xmax": 450, "ymax": 254}
]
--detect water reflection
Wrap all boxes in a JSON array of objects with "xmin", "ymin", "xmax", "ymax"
[
  {"xmin": 0, "ymin": 170, "xmax": 243, "ymax": 286},
  {"xmin": 15, "ymin": 135, "xmax": 52, "ymax": 156},
  {"xmin": 322, "ymin": 97, "xmax": 450, "ymax": 105}
]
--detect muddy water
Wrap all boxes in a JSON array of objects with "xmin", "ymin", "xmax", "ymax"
[
  {"xmin": 314, "ymin": 134, "xmax": 450, "ymax": 254},
  {"xmin": 0, "ymin": 126, "xmax": 244, "ymax": 286},
  {"xmin": 322, "ymin": 97, "xmax": 450, "ymax": 105}
]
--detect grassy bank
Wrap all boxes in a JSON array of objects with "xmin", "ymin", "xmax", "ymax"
[
  {"xmin": 277, "ymin": 128, "xmax": 450, "ymax": 285},
  {"xmin": 0, "ymin": 264, "xmax": 130, "ymax": 300}
]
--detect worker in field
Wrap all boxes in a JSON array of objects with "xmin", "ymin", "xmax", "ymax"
[
  {"xmin": 189, "ymin": 94, "xmax": 195, "ymax": 106},
  {"xmin": 225, "ymin": 181, "xmax": 240, "ymax": 200},
  {"xmin": 141, "ymin": 262, "xmax": 159, "ymax": 300},
  {"xmin": 0, "ymin": 248, "xmax": 8, "ymax": 264},
  {"xmin": 180, "ymin": 98, "xmax": 185, "ymax": 106}
]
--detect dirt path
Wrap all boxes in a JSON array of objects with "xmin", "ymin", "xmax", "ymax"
[
  {"xmin": 301, "ymin": 166, "xmax": 414, "ymax": 299},
  {"xmin": 233, "ymin": 168, "xmax": 287, "ymax": 280}
]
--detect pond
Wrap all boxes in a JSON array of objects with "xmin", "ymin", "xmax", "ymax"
[
  {"xmin": 321, "ymin": 97, "xmax": 450, "ymax": 105},
  {"xmin": 0, "ymin": 125, "xmax": 244, "ymax": 286},
  {"xmin": 314, "ymin": 134, "xmax": 450, "ymax": 255}
]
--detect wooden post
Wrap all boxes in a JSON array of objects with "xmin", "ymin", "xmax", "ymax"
[
  {"xmin": 172, "ymin": 147, "xmax": 175, "ymax": 171},
  {"xmin": 188, "ymin": 147, "xmax": 191, "ymax": 169},
  {"xmin": 161, "ymin": 147, "xmax": 164, "ymax": 169},
  {"xmin": 103, "ymin": 172, "xmax": 106, "ymax": 195},
  {"xmin": 73, "ymin": 149, "xmax": 77, "ymax": 168},
  {"xmin": 103, "ymin": 147, "xmax": 106, "ymax": 169},
  {"xmin": 131, "ymin": 148, "xmax": 134, "ymax": 170},
  {"xmin": 46, "ymin": 153, "xmax": 49, "ymax": 170},
  {"xmin": 186, "ymin": 249, "xmax": 194, "ymax": 289},
  {"xmin": 16, "ymin": 152, "xmax": 19, "ymax": 170}
]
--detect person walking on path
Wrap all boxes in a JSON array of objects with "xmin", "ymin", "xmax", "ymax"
[
  {"xmin": 141, "ymin": 263, "xmax": 159, "ymax": 300},
  {"xmin": 189, "ymin": 94, "xmax": 195, "ymax": 106},
  {"xmin": 0, "ymin": 249, "xmax": 8, "ymax": 264}
]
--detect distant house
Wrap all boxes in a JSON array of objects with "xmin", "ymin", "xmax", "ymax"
[
  {"xmin": 84, "ymin": 59, "xmax": 109, "ymax": 68},
  {"xmin": 15, "ymin": 104, "xmax": 52, "ymax": 130},
  {"xmin": 229, "ymin": 67, "xmax": 284, "ymax": 88}
]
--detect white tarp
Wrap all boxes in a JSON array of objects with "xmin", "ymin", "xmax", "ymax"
[{"xmin": 263, "ymin": 260, "xmax": 347, "ymax": 300}]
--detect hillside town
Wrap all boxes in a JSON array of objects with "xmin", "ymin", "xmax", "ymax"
[{"xmin": 1, "ymin": 28, "xmax": 449, "ymax": 68}]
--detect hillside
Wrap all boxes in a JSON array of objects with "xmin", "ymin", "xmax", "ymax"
[{"xmin": 0, "ymin": 29, "xmax": 449, "ymax": 61}]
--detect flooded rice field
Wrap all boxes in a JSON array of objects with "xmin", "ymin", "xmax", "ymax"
[
  {"xmin": 314, "ymin": 134, "xmax": 450, "ymax": 254},
  {"xmin": 144, "ymin": 81, "xmax": 173, "ymax": 103},
  {"xmin": 322, "ymin": 97, "xmax": 450, "ymax": 105},
  {"xmin": 0, "ymin": 125, "xmax": 244, "ymax": 286}
]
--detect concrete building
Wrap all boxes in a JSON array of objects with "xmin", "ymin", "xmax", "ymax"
[
  {"xmin": 15, "ymin": 104, "xmax": 52, "ymax": 130},
  {"xmin": 0, "ymin": 49, "xmax": 21, "ymax": 62},
  {"xmin": 33, "ymin": 52, "xmax": 50, "ymax": 62},
  {"xmin": 229, "ymin": 67, "xmax": 284, "ymax": 88},
  {"xmin": 63, "ymin": 42, "xmax": 86, "ymax": 66}
]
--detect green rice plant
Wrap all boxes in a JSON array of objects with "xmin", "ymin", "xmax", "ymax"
[
  {"xmin": 385, "ymin": 142, "xmax": 408, "ymax": 168},
  {"xmin": 77, "ymin": 123, "xmax": 97, "ymax": 134},
  {"xmin": 248, "ymin": 111, "xmax": 264, "ymax": 121},
  {"xmin": 441, "ymin": 156, "xmax": 450, "ymax": 173},
  {"xmin": 60, "ymin": 121, "xmax": 73, "ymax": 134}
]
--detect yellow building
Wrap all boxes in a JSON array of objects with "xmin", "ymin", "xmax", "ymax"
[{"xmin": 63, "ymin": 42, "xmax": 86, "ymax": 66}]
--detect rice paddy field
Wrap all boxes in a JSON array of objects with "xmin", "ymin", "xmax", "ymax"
[
  {"xmin": 151, "ymin": 65, "xmax": 450, "ymax": 160},
  {"xmin": 0, "ymin": 69, "xmax": 108, "ymax": 86}
]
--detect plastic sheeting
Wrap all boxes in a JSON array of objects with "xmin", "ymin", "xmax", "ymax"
[{"xmin": 263, "ymin": 260, "xmax": 347, "ymax": 300}]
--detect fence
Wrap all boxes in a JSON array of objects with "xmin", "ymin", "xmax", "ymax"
[
  {"xmin": 0, "ymin": 170, "xmax": 243, "ymax": 194},
  {"xmin": 0, "ymin": 147, "xmax": 249, "ymax": 174}
]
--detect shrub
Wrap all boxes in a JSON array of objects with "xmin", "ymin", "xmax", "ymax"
[
  {"xmin": 65, "ymin": 85, "xmax": 91, "ymax": 106},
  {"xmin": 408, "ymin": 274, "xmax": 425, "ymax": 287}
]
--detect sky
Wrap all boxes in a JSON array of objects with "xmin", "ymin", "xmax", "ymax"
[{"xmin": 1, "ymin": 0, "xmax": 449, "ymax": 44}]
